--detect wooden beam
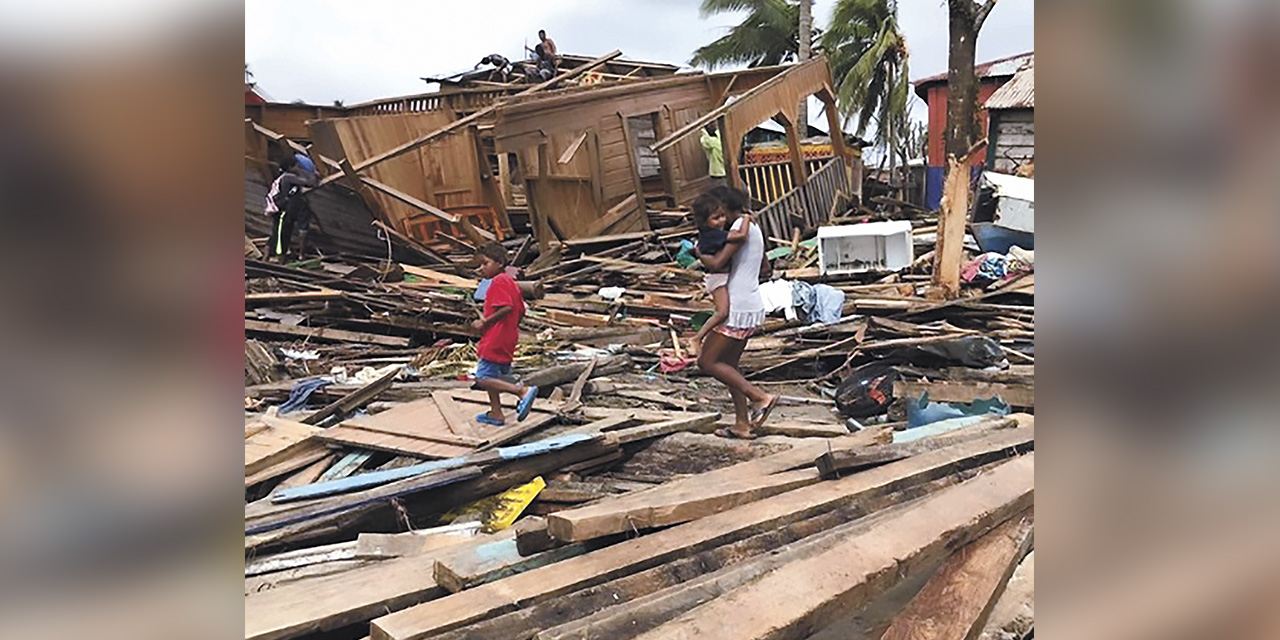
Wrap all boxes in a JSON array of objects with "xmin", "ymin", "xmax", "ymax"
[
  {"xmin": 627, "ymin": 455, "xmax": 1034, "ymax": 640},
  {"xmin": 557, "ymin": 131, "xmax": 589, "ymax": 164},
  {"xmin": 369, "ymin": 428, "xmax": 1033, "ymax": 640},
  {"xmin": 245, "ymin": 289, "xmax": 346, "ymax": 303},
  {"xmin": 779, "ymin": 112, "xmax": 809, "ymax": 188},
  {"xmin": 930, "ymin": 140, "xmax": 987, "ymax": 300},
  {"xmin": 319, "ymin": 50, "xmax": 624, "ymax": 185},
  {"xmin": 879, "ymin": 511, "xmax": 1034, "ymax": 640},
  {"xmin": 651, "ymin": 57, "xmax": 827, "ymax": 154},
  {"xmin": 618, "ymin": 112, "xmax": 648, "ymax": 211},
  {"xmin": 301, "ymin": 366, "xmax": 398, "ymax": 425},
  {"xmin": 893, "ymin": 380, "xmax": 1034, "ymax": 408},
  {"xmin": 245, "ymin": 319, "xmax": 410, "ymax": 347}
]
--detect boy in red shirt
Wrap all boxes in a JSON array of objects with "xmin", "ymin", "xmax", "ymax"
[{"xmin": 471, "ymin": 243, "xmax": 538, "ymax": 425}]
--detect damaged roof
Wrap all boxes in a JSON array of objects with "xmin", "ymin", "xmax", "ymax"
[{"xmin": 985, "ymin": 61, "xmax": 1034, "ymax": 110}]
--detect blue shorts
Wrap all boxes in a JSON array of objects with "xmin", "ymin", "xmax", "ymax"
[{"xmin": 474, "ymin": 359, "xmax": 514, "ymax": 382}]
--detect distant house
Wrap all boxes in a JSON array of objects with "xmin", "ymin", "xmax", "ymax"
[
  {"xmin": 983, "ymin": 61, "xmax": 1034, "ymax": 175},
  {"xmin": 913, "ymin": 51, "xmax": 1033, "ymax": 208}
]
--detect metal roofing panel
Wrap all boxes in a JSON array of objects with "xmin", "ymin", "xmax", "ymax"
[{"xmin": 985, "ymin": 64, "xmax": 1034, "ymax": 110}]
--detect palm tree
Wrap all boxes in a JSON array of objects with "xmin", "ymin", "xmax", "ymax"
[
  {"xmin": 691, "ymin": 0, "xmax": 817, "ymax": 70},
  {"xmin": 822, "ymin": 0, "xmax": 910, "ymax": 173}
]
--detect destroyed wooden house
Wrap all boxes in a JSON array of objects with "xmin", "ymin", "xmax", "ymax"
[{"xmin": 245, "ymin": 52, "xmax": 862, "ymax": 258}]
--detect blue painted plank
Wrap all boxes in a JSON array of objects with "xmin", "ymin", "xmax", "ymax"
[{"xmin": 270, "ymin": 433, "xmax": 599, "ymax": 503}]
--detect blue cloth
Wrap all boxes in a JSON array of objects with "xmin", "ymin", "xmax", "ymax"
[
  {"xmin": 474, "ymin": 278, "xmax": 492, "ymax": 301},
  {"xmin": 905, "ymin": 391, "xmax": 1010, "ymax": 429},
  {"xmin": 278, "ymin": 377, "xmax": 330, "ymax": 414},
  {"xmin": 810, "ymin": 284, "xmax": 846, "ymax": 324},
  {"xmin": 474, "ymin": 358, "xmax": 513, "ymax": 381},
  {"xmin": 791, "ymin": 281, "xmax": 816, "ymax": 316},
  {"xmin": 675, "ymin": 239, "xmax": 698, "ymax": 268}
]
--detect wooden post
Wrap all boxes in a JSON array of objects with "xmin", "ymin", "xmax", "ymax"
[
  {"xmin": 497, "ymin": 152, "xmax": 513, "ymax": 205},
  {"xmin": 618, "ymin": 112, "xmax": 647, "ymax": 209},
  {"xmin": 779, "ymin": 112, "xmax": 809, "ymax": 190},
  {"xmin": 720, "ymin": 115, "xmax": 739, "ymax": 190}
]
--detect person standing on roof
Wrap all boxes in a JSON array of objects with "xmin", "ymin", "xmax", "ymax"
[
  {"xmin": 700, "ymin": 123, "xmax": 726, "ymax": 188},
  {"xmin": 538, "ymin": 29, "xmax": 558, "ymax": 67}
]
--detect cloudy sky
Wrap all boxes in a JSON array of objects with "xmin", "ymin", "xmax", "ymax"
[{"xmin": 245, "ymin": 0, "xmax": 1033, "ymax": 126}]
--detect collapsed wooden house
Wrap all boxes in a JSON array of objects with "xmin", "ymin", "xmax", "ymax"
[{"xmin": 245, "ymin": 52, "xmax": 862, "ymax": 255}]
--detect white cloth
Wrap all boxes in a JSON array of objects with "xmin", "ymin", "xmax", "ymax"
[
  {"xmin": 725, "ymin": 216, "xmax": 766, "ymax": 328},
  {"xmin": 757, "ymin": 279, "xmax": 796, "ymax": 321},
  {"xmin": 703, "ymin": 272, "xmax": 730, "ymax": 295}
]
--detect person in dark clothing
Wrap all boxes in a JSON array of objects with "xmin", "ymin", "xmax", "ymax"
[
  {"xmin": 264, "ymin": 154, "xmax": 317, "ymax": 261},
  {"xmin": 476, "ymin": 53, "xmax": 512, "ymax": 83}
]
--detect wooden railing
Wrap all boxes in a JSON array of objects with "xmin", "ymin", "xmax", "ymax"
[
  {"xmin": 753, "ymin": 157, "xmax": 848, "ymax": 242},
  {"xmin": 738, "ymin": 158, "xmax": 830, "ymax": 205}
]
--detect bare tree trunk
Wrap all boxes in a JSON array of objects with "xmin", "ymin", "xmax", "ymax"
[
  {"xmin": 933, "ymin": 0, "xmax": 996, "ymax": 300},
  {"xmin": 797, "ymin": 0, "xmax": 812, "ymax": 141}
]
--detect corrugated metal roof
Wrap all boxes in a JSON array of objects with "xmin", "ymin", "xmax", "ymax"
[
  {"xmin": 985, "ymin": 62, "xmax": 1034, "ymax": 110},
  {"xmin": 912, "ymin": 51, "xmax": 1034, "ymax": 86}
]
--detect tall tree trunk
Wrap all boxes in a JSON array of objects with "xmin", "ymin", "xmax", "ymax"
[
  {"xmin": 945, "ymin": 0, "xmax": 981, "ymax": 157},
  {"xmin": 797, "ymin": 0, "xmax": 812, "ymax": 143},
  {"xmin": 934, "ymin": 0, "xmax": 996, "ymax": 300}
]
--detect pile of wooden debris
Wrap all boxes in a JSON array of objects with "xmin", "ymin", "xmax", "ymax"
[{"xmin": 245, "ymin": 199, "xmax": 1034, "ymax": 639}]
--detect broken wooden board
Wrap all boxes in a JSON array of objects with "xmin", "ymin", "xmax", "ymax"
[
  {"xmin": 546, "ymin": 467, "xmax": 819, "ymax": 543},
  {"xmin": 879, "ymin": 510, "xmax": 1034, "ymax": 640},
  {"xmin": 399, "ymin": 264, "xmax": 478, "ymax": 288},
  {"xmin": 356, "ymin": 523, "xmax": 484, "ymax": 558},
  {"xmin": 601, "ymin": 413, "xmax": 721, "ymax": 445},
  {"xmin": 434, "ymin": 536, "xmax": 594, "ymax": 594},
  {"xmin": 978, "ymin": 551, "xmax": 1034, "ymax": 640},
  {"xmin": 628, "ymin": 455, "xmax": 1034, "ymax": 640},
  {"xmin": 894, "ymin": 380, "xmax": 1034, "ymax": 408},
  {"xmin": 245, "ymin": 318, "xmax": 410, "ymax": 347},
  {"xmin": 369, "ymin": 428, "xmax": 1034, "ymax": 640},
  {"xmin": 246, "ymin": 416, "xmax": 325, "ymax": 478},
  {"xmin": 245, "ymin": 553, "xmax": 443, "ymax": 640}
]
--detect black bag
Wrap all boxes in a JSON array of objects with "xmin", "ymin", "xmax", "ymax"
[{"xmin": 834, "ymin": 362, "xmax": 901, "ymax": 418}]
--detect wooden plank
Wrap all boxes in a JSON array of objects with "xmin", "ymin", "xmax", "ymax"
[
  {"xmin": 246, "ymin": 416, "xmax": 324, "ymax": 477},
  {"xmin": 316, "ymin": 427, "xmax": 475, "ymax": 459},
  {"xmin": 356, "ymin": 523, "xmax": 485, "ymax": 558},
  {"xmin": 434, "ymin": 536, "xmax": 594, "ymax": 594},
  {"xmin": 894, "ymin": 380, "xmax": 1035, "ymax": 408},
  {"xmin": 879, "ymin": 511, "xmax": 1034, "ymax": 640},
  {"xmin": 602, "ymin": 412, "xmax": 721, "ymax": 445},
  {"xmin": 246, "ymin": 467, "xmax": 482, "ymax": 536},
  {"xmin": 547, "ymin": 467, "xmax": 817, "ymax": 543},
  {"xmin": 978, "ymin": 551, "xmax": 1034, "ymax": 640},
  {"xmin": 344, "ymin": 396, "xmax": 475, "ymax": 443},
  {"xmin": 246, "ymin": 289, "xmax": 346, "ymax": 303},
  {"xmin": 245, "ymin": 445, "xmax": 331, "ymax": 488},
  {"xmin": 628, "ymin": 455, "xmax": 1034, "ymax": 640},
  {"xmin": 557, "ymin": 131, "xmax": 589, "ymax": 164},
  {"xmin": 273, "ymin": 453, "xmax": 337, "ymax": 491},
  {"xmin": 432, "ymin": 390, "xmax": 483, "ymax": 440},
  {"xmin": 302, "ymin": 366, "xmax": 398, "ymax": 425},
  {"xmin": 400, "ymin": 265, "xmax": 478, "ymax": 288},
  {"xmin": 369, "ymin": 428, "xmax": 1033, "ymax": 640},
  {"xmin": 245, "ymin": 319, "xmax": 410, "ymax": 347}
]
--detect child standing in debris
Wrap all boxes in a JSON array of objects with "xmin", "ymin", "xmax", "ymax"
[
  {"xmin": 688, "ymin": 193, "xmax": 751, "ymax": 356},
  {"xmin": 694, "ymin": 187, "xmax": 777, "ymax": 439},
  {"xmin": 471, "ymin": 243, "xmax": 539, "ymax": 426}
]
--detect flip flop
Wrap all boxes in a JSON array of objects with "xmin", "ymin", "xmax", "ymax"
[
  {"xmin": 749, "ymin": 396, "xmax": 779, "ymax": 428},
  {"xmin": 516, "ymin": 386, "xmax": 539, "ymax": 422},
  {"xmin": 714, "ymin": 427, "xmax": 758, "ymax": 440},
  {"xmin": 475, "ymin": 412, "xmax": 505, "ymax": 427}
]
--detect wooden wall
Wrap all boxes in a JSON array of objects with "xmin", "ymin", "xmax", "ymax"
[
  {"xmin": 495, "ymin": 75, "xmax": 723, "ymax": 244},
  {"xmin": 988, "ymin": 109, "xmax": 1034, "ymax": 174},
  {"xmin": 308, "ymin": 112, "xmax": 508, "ymax": 242},
  {"xmin": 245, "ymin": 103, "xmax": 345, "ymax": 143}
]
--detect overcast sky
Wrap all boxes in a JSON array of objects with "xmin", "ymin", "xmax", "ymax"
[{"xmin": 245, "ymin": 0, "xmax": 1033, "ymax": 126}]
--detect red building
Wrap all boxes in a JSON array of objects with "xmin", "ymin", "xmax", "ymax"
[{"xmin": 913, "ymin": 51, "xmax": 1033, "ymax": 208}]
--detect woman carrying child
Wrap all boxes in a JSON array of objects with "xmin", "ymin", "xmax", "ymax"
[{"xmin": 689, "ymin": 187, "xmax": 778, "ymax": 439}]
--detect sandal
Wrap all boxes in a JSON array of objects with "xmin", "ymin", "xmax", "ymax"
[
  {"xmin": 476, "ymin": 412, "xmax": 505, "ymax": 427},
  {"xmin": 748, "ymin": 395, "xmax": 779, "ymax": 428},
  {"xmin": 714, "ymin": 427, "xmax": 758, "ymax": 440},
  {"xmin": 516, "ymin": 386, "xmax": 539, "ymax": 421}
]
